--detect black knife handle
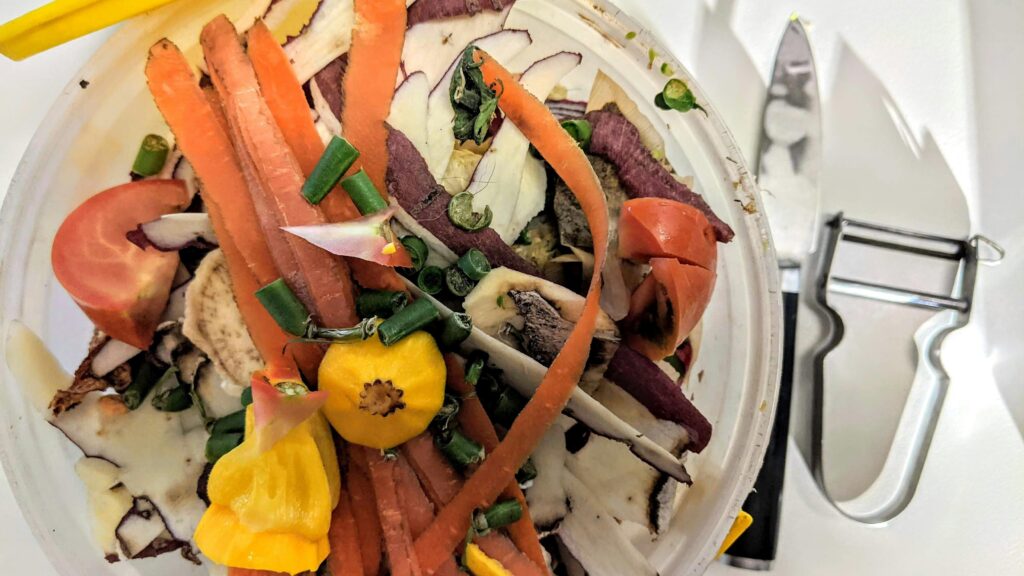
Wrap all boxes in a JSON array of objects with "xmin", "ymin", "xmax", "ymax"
[{"xmin": 724, "ymin": 290, "xmax": 798, "ymax": 569}]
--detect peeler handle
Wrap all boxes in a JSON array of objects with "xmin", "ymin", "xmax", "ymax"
[{"xmin": 807, "ymin": 217, "xmax": 979, "ymax": 524}]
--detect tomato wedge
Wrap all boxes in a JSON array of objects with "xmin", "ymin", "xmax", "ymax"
[
  {"xmin": 624, "ymin": 257, "xmax": 715, "ymax": 361},
  {"xmin": 618, "ymin": 197, "xmax": 717, "ymax": 271},
  {"xmin": 52, "ymin": 180, "xmax": 189, "ymax": 348}
]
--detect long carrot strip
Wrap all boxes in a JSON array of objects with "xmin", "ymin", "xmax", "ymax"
[
  {"xmin": 341, "ymin": 0, "xmax": 406, "ymax": 193},
  {"xmin": 444, "ymin": 355, "xmax": 547, "ymax": 572},
  {"xmin": 329, "ymin": 478, "xmax": 365, "ymax": 576},
  {"xmin": 145, "ymin": 39, "xmax": 325, "ymax": 375},
  {"xmin": 413, "ymin": 50, "xmax": 609, "ymax": 574},
  {"xmin": 200, "ymin": 15, "xmax": 359, "ymax": 328},
  {"xmin": 401, "ymin": 433, "xmax": 464, "ymax": 509},
  {"xmin": 362, "ymin": 447, "xmax": 424, "ymax": 576},
  {"xmin": 347, "ymin": 447, "xmax": 384, "ymax": 576},
  {"xmin": 394, "ymin": 457, "xmax": 461, "ymax": 576},
  {"xmin": 246, "ymin": 21, "xmax": 407, "ymax": 293}
]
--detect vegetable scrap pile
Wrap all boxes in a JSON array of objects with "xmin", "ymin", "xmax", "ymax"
[{"xmin": 42, "ymin": 0, "xmax": 736, "ymax": 574}]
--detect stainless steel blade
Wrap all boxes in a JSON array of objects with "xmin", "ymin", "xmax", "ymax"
[{"xmin": 757, "ymin": 18, "xmax": 822, "ymax": 270}]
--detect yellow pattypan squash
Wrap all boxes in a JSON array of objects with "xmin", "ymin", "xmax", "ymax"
[
  {"xmin": 465, "ymin": 542, "xmax": 514, "ymax": 576},
  {"xmin": 194, "ymin": 407, "xmax": 340, "ymax": 575},
  {"xmin": 319, "ymin": 329, "xmax": 446, "ymax": 449}
]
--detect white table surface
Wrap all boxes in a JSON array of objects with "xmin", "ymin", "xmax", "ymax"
[{"xmin": 2, "ymin": 1, "xmax": 1023, "ymax": 575}]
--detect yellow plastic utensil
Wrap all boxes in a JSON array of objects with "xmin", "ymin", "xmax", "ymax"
[
  {"xmin": 716, "ymin": 511, "xmax": 754, "ymax": 558},
  {"xmin": 0, "ymin": 0, "xmax": 181, "ymax": 61}
]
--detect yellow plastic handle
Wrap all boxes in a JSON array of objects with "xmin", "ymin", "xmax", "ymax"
[
  {"xmin": 0, "ymin": 0, "xmax": 180, "ymax": 61},
  {"xmin": 715, "ymin": 510, "xmax": 754, "ymax": 559}
]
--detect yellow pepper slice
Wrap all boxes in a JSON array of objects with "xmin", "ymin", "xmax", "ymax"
[
  {"xmin": 195, "ymin": 407, "xmax": 339, "ymax": 574},
  {"xmin": 319, "ymin": 330, "xmax": 446, "ymax": 449},
  {"xmin": 0, "ymin": 0, "xmax": 180, "ymax": 61},
  {"xmin": 464, "ymin": 542, "xmax": 514, "ymax": 576}
]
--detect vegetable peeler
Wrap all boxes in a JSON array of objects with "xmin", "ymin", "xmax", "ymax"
[{"xmin": 806, "ymin": 213, "xmax": 1003, "ymax": 523}]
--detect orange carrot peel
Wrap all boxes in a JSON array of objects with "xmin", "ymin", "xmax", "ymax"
[{"xmin": 413, "ymin": 49, "xmax": 609, "ymax": 575}]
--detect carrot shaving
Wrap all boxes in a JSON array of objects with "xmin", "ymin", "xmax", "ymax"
[
  {"xmin": 413, "ymin": 50, "xmax": 609, "ymax": 575},
  {"xmin": 394, "ymin": 457, "xmax": 461, "ymax": 576},
  {"xmin": 341, "ymin": 0, "xmax": 406, "ymax": 193},
  {"xmin": 402, "ymin": 433, "xmax": 464, "ymax": 508},
  {"xmin": 329, "ymin": 473, "xmax": 365, "ymax": 576},
  {"xmin": 246, "ymin": 21, "xmax": 407, "ymax": 293},
  {"xmin": 444, "ymin": 355, "xmax": 546, "ymax": 572},
  {"xmin": 347, "ymin": 446, "xmax": 384, "ymax": 576},
  {"xmin": 362, "ymin": 447, "xmax": 424, "ymax": 576},
  {"xmin": 145, "ymin": 38, "xmax": 326, "ymax": 376},
  {"xmin": 200, "ymin": 15, "xmax": 359, "ymax": 328}
]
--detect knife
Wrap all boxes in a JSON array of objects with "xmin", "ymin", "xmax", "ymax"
[{"xmin": 723, "ymin": 17, "xmax": 821, "ymax": 570}]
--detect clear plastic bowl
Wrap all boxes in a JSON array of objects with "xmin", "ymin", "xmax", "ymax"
[{"xmin": 0, "ymin": 0, "xmax": 781, "ymax": 574}]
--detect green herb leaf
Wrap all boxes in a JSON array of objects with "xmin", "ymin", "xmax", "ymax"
[{"xmin": 450, "ymin": 46, "xmax": 501, "ymax": 144}]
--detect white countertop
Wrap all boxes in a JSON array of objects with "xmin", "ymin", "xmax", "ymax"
[{"xmin": 2, "ymin": 1, "xmax": 1022, "ymax": 574}]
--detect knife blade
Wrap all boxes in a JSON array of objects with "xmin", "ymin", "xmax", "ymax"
[{"xmin": 724, "ymin": 17, "xmax": 821, "ymax": 570}]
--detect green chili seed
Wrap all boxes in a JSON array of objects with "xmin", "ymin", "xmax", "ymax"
[
  {"xmin": 625, "ymin": 31, "xmax": 637, "ymax": 40},
  {"xmin": 436, "ymin": 429, "xmax": 485, "ymax": 469},
  {"xmin": 206, "ymin": 432, "xmax": 243, "ymax": 463},
  {"xmin": 560, "ymin": 119, "xmax": 592, "ymax": 150},
  {"xmin": 255, "ymin": 278, "xmax": 310, "ymax": 336},
  {"xmin": 240, "ymin": 387, "xmax": 253, "ymax": 407},
  {"xmin": 211, "ymin": 410, "xmax": 246, "ymax": 435},
  {"xmin": 660, "ymin": 62, "xmax": 674, "ymax": 77},
  {"xmin": 378, "ymin": 298, "xmax": 441, "ymax": 346},
  {"xmin": 438, "ymin": 313, "xmax": 473, "ymax": 349},
  {"xmin": 123, "ymin": 360, "xmax": 163, "ymax": 410},
  {"xmin": 417, "ymin": 266, "xmax": 445, "ymax": 295},
  {"xmin": 400, "ymin": 235, "xmax": 429, "ymax": 271},
  {"xmin": 341, "ymin": 169, "xmax": 389, "ymax": 215},
  {"xmin": 447, "ymin": 192, "xmax": 493, "ymax": 232},
  {"xmin": 473, "ymin": 500, "xmax": 523, "ymax": 533},
  {"xmin": 457, "ymin": 249, "xmax": 491, "ymax": 281},
  {"xmin": 445, "ymin": 266, "xmax": 476, "ymax": 297},
  {"xmin": 131, "ymin": 134, "xmax": 170, "ymax": 177},
  {"xmin": 302, "ymin": 136, "xmax": 360, "ymax": 205},
  {"xmin": 357, "ymin": 290, "xmax": 409, "ymax": 319}
]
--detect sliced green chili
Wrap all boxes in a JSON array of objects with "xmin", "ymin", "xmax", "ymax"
[
  {"xmin": 306, "ymin": 318, "xmax": 379, "ymax": 344},
  {"xmin": 400, "ymin": 235, "xmax": 429, "ymax": 271},
  {"xmin": 491, "ymin": 387, "xmax": 526, "ymax": 428},
  {"xmin": 417, "ymin": 266, "xmax": 445, "ymax": 295},
  {"xmin": 473, "ymin": 500, "xmax": 523, "ymax": 534},
  {"xmin": 151, "ymin": 368, "xmax": 193, "ymax": 412},
  {"xmin": 445, "ymin": 266, "xmax": 476, "ymax": 297},
  {"xmin": 240, "ymin": 386, "xmax": 253, "ymax": 407},
  {"xmin": 436, "ymin": 429, "xmax": 485, "ymax": 469},
  {"xmin": 123, "ymin": 360, "xmax": 163, "ymax": 410},
  {"xmin": 516, "ymin": 458, "xmax": 538, "ymax": 487},
  {"xmin": 464, "ymin": 352, "xmax": 487, "ymax": 387},
  {"xmin": 211, "ymin": 410, "xmax": 246, "ymax": 436},
  {"xmin": 378, "ymin": 298, "xmax": 441, "ymax": 346},
  {"xmin": 457, "ymin": 249, "xmax": 491, "ymax": 281},
  {"xmin": 560, "ymin": 119, "xmax": 592, "ymax": 150},
  {"xmin": 438, "ymin": 313, "xmax": 473, "ymax": 349},
  {"xmin": 447, "ymin": 192, "xmax": 493, "ymax": 232},
  {"xmin": 357, "ymin": 290, "xmax": 409, "ymax": 319},
  {"xmin": 657, "ymin": 78, "xmax": 702, "ymax": 113},
  {"xmin": 302, "ymin": 136, "xmax": 360, "ymax": 205},
  {"xmin": 206, "ymin": 432, "xmax": 243, "ymax": 463},
  {"xmin": 131, "ymin": 134, "xmax": 170, "ymax": 177},
  {"xmin": 255, "ymin": 278, "xmax": 310, "ymax": 336},
  {"xmin": 341, "ymin": 169, "xmax": 389, "ymax": 215}
]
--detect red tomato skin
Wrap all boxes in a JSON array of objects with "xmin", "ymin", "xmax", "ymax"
[
  {"xmin": 618, "ymin": 198, "xmax": 717, "ymax": 271},
  {"xmin": 624, "ymin": 257, "xmax": 716, "ymax": 360},
  {"xmin": 52, "ymin": 180, "xmax": 189, "ymax": 348}
]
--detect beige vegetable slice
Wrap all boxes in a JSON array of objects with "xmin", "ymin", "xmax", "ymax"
[{"xmin": 183, "ymin": 249, "xmax": 263, "ymax": 387}]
